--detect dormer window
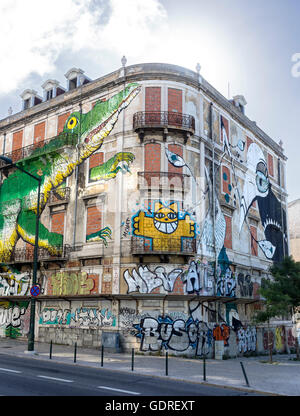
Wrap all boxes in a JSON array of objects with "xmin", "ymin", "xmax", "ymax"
[
  {"xmin": 64, "ymin": 68, "xmax": 91, "ymax": 92},
  {"xmin": 42, "ymin": 79, "xmax": 65, "ymax": 102},
  {"xmin": 20, "ymin": 89, "xmax": 43, "ymax": 110}
]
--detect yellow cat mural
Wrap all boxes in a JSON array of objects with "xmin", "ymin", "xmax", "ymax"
[{"xmin": 132, "ymin": 201, "xmax": 195, "ymax": 252}]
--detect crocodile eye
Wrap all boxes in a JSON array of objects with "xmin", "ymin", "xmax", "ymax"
[{"xmin": 67, "ymin": 116, "xmax": 78, "ymax": 130}]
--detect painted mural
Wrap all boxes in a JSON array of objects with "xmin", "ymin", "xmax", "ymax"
[
  {"xmin": 132, "ymin": 201, "xmax": 195, "ymax": 252},
  {"xmin": 0, "ymin": 300, "xmax": 30, "ymax": 338},
  {"xmin": 89, "ymin": 152, "xmax": 135, "ymax": 182},
  {"xmin": 47, "ymin": 271, "xmax": 98, "ymax": 296},
  {"xmin": 39, "ymin": 306, "xmax": 116, "ymax": 327},
  {"xmin": 0, "ymin": 83, "xmax": 140, "ymax": 279}
]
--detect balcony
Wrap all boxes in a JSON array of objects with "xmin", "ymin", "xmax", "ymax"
[
  {"xmin": 0, "ymin": 132, "xmax": 77, "ymax": 167},
  {"xmin": 12, "ymin": 245, "xmax": 71, "ymax": 263},
  {"xmin": 133, "ymin": 111, "xmax": 195, "ymax": 141},
  {"xmin": 131, "ymin": 236, "xmax": 196, "ymax": 256},
  {"xmin": 138, "ymin": 171, "xmax": 190, "ymax": 192},
  {"xmin": 49, "ymin": 187, "xmax": 71, "ymax": 205}
]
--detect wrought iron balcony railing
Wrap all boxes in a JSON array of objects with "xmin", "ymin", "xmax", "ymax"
[
  {"xmin": 131, "ymin": 236, "xmax": 196, "ymax": 255},
  {"xmin": 12, "ymin": 244, "xmax": 71, "ymax": 263},
  {"xmin": 0, "ymin": 132, "xmax": 77, "ymax": 166},
  {"xmin": 133, "ymin": 111, "xmax": 195, "ymax": 134},
  {"xmin": 137, "ymin": 171, "xmax": 189, "ymax": 189},
  {"xmin": 49, "ymin": 187, "xmax": 71, "ymax": 204}
]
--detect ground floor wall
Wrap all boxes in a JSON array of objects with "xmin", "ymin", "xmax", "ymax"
[{"xmin": 0, "ymin": 298, "xmax": 297, "ymax": 358}]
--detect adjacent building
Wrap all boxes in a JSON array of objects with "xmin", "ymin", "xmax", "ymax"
[{"xmin": 0, "ymin": 62, "xmax": 292, "ymax": 357}]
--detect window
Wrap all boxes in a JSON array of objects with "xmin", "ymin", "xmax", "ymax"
[
  {"xmin": 69, "ymin": 78, "xmax": 77, "ymax": 91},
  {"xmin": 51, "ymin": 212, "xmax": 65, "ymax": 240},
  {"xmin": 250, "ymin": 225, "xmax": 258, "ymax": 256},
  {"xmin": 88, "ymin": 152, "xmax": 104, "ymax": 183},
  {"xmin": 24, "ymin": 99, "xmax": 30, "ymax": 110},
  {"xmin": 46, "ymin": 90, "xmax": 53, "ymax": 100},
  {"xmin": 86, "ymin": 206, "xmax": 102, "ymax": 243},
  {"xmin": 224, "ymin": 215, "xmax": 232, "ymax": 249},
  {"xmin": 57, "ymin": 112, "xmax": 70, "ymax": 134},
  {"xmin": 34, "ymin": 121, "xmax": 45, "ymax": 148}
]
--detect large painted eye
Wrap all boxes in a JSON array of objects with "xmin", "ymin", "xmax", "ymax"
[
  {"xmin": 256, "ymin": 165, "xmax": 269, "ymax": 194},
  {"xmin": 67, "ymin": 116, "xmax": 78, "ymax": 130},
  {"xmin": 167, "ymin": 212, "xmax": 177, "ymax": 220},
  {"xmin": 155, "ymin": 212, "xmax": 165, "ymax": 219}
]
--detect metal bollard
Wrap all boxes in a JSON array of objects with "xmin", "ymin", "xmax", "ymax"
[
  {"xmin": 131, "ymin": 348, "xmax": 134, "ymax": 372},
  {"xmin": 74, "ymin": 342, "xmax": 77, "ymax": 363},
  {"xmin": 101, "ymin": 345, "xmax": 104, "ymax": 367},
  {"xmin": 49, "ymin": 340, "xmax": 52, "ymax": 360},
  {"xmin": 165, "ymin": 351, "xmax": 169, "ymax": 376},
  {"xmin": 240, "ymin": 361, "xmax": 250, "ymax": 387},
  {"xmin": 203, "ymin": 355, "xmax": 206, "ymax": 381}
]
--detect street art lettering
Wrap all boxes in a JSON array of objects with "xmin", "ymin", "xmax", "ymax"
[
  {"xmin": 39, "ymin": 307, "xmax": 116, "ymax": 327},
  {"xmin": 216, "ymin": 253, "xmax": 236, "ymax": 297},
  {"xmin": 122, "ymin": 218, "xmax": 131, "ymax": 238},
  {"xmin": 263, "ymin": 330, "xmax": 275, "ymax": 351},
  {"xmin": 124, "ymin": 265, "xmax": 182, "ymax": 294},
  {"xmin": 0, "ymin": 83, "xmax": 140, "ymax": 272},
  {"xmin": 275, "ymin": 326, "xmax": 285, "ymax": 351},
  {"xmin": 236, "ymin": 326, "xmax": 257, "ymax": 353},
  {"xmin": 212, "ymin": 323, "xmax": 230, "ymax": 346},
  {"xmin": 0, "ymin": 271, "xmax": 30, "ymax": 296},
  {"xmin": 181, "ymin": 260, "xmax": 214, "ymax": 295},
  {"xmin": 48, "ymin": 271, "xmax": 97, "ymax": 296},
  {"xmin": 133, "ymin": 315, "xmax": 213, "ymax": 356},
  {"xmin": 0, "ymin": 301, "xmax": 30, "ymax": 337},
  {"xmin": 132, "ymin": 201, "xmax": 195, "ymax": 252},
  {"xmin": 237, "ymin": 273, "xmax": 253, "ymax": 297}
]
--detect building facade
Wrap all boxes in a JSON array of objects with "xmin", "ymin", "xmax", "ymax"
[
  {"xmin": 288, "ymin": 199, "xmax": 300, "ymax": 262},
  {"xmin": 0, "ymin": 63, "xmax": 292, "ymax": 357}
]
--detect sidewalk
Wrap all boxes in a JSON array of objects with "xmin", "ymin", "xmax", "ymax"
[{"xmin": 0, "ymin": 338, "xmax": 299, "ymax": 396}]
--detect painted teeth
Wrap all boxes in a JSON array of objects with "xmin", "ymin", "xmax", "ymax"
[
  {"xmin": 263, "ymin": 218, "xmax": 282, "ymax": 232},
  {"xmin": 154, "ymin": 220, "xmax": 178, "ymax": 234}
]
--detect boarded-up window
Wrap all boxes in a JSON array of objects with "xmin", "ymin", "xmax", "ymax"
[
  {"xmin": 51, "ymin": 212, "xmax": 65, "ymax": 236},
  {"xmin": 86, "ymin": 206, "xmax": 102, "ymax": 241},
  {"xmin": 12, "ymin": 130, "xmax": 23, "ymax": 162},
  {"xmin": 57, "ymin": 112, "xmax": 70, "ymax": 134},
  {"xmin": 224, "ymin": 215, "xmax": 232, "ymax": 249},
  {"xmin": 145, "ymin": 87, "xmax": 161, "ymax": 124},
  {"xmin": 88, "ymin": 152, "xmax": 104, "ymax": 182},
  {"xmin": 168, "ymin": 88, "xmax": 182, "ymax": 113},
  {"xmin": 34, "ymin": 121, "xmax": 45, "ymax": 148},
  {"xmin": 220, "ymin": 116, "xmax": 229, "ymax": 144},
  {"xmin": 268, "ymin": 153, "xmax": 274, "ymax": 177},
  {"xmin": 167, "ymin": 144, "xmax": 183, "ymax": 188},
  {"xmin": 221, "ymin": 165, "xmax": 232, "ymax": 203},
  {"xmin": 246, "ymin": 136, "xmax": 253, "ymax": 150},
  {"xmin": 250, "ymin": 225, "xmax": 258, "ymax": 256}
]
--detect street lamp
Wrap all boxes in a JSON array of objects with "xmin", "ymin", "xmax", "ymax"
[{"xmin": 0, "ymin": 155, "xmax": 41, "ymax": 353}]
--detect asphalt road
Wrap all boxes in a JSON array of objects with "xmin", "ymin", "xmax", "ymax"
[{"xmin": 0, "ymin": 353, "xmax": 259, "ymax": 397}]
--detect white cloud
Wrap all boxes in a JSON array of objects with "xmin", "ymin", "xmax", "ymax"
[{"xmin": 0, "ymin": 0, "xmax": 168, "ymax": 94}]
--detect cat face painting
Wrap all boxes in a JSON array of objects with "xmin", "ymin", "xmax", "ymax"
[{"xmin": 153, "ymin": 202, "xmax": 178, "ymax": 234}]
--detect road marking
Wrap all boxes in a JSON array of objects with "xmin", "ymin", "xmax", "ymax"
[
  {"xmin": 37, "ymin": 375, "xmax": 73, "ymax": 383},
  {"xmin": 0, "ymin": 367, "xmax": 21, "ymax": 374},
  {"xmin": 97, "ymin": 386, "xmax": 140, "ymax": 395}
]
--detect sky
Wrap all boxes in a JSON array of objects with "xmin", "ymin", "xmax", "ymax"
[{"xmin": 0, "ymin": 0, "xmax": 299, "ymax": 202}]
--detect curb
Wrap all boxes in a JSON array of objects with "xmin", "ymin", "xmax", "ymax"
[{"xmin": 0, "ymin": 348, "xmax": 282, "ymax": 396}]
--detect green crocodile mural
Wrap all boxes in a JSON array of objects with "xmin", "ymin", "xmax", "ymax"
[{"xmin": 0, "ymin": 83, "xmax": 140, "ymax": 270}]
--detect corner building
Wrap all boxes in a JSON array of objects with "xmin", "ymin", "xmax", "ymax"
[{"xmin": 0, "ymin": 63, "xmax": 291, "ymax": 357}]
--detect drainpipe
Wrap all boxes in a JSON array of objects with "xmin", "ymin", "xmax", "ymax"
[
  {"xmin": 119, "ymin": 56, "xmax": 127, "ymax": 291},
  {"xmin": 210, "ymin": 102, "xmax": 218, "ymax": 324},
  {"xmin": 72, "ymin": 102, "xmax": 82, "ymax": 249},
  {"xmin": 278, "ymin": 157, "xmax": 286, "ymax": 258}
]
